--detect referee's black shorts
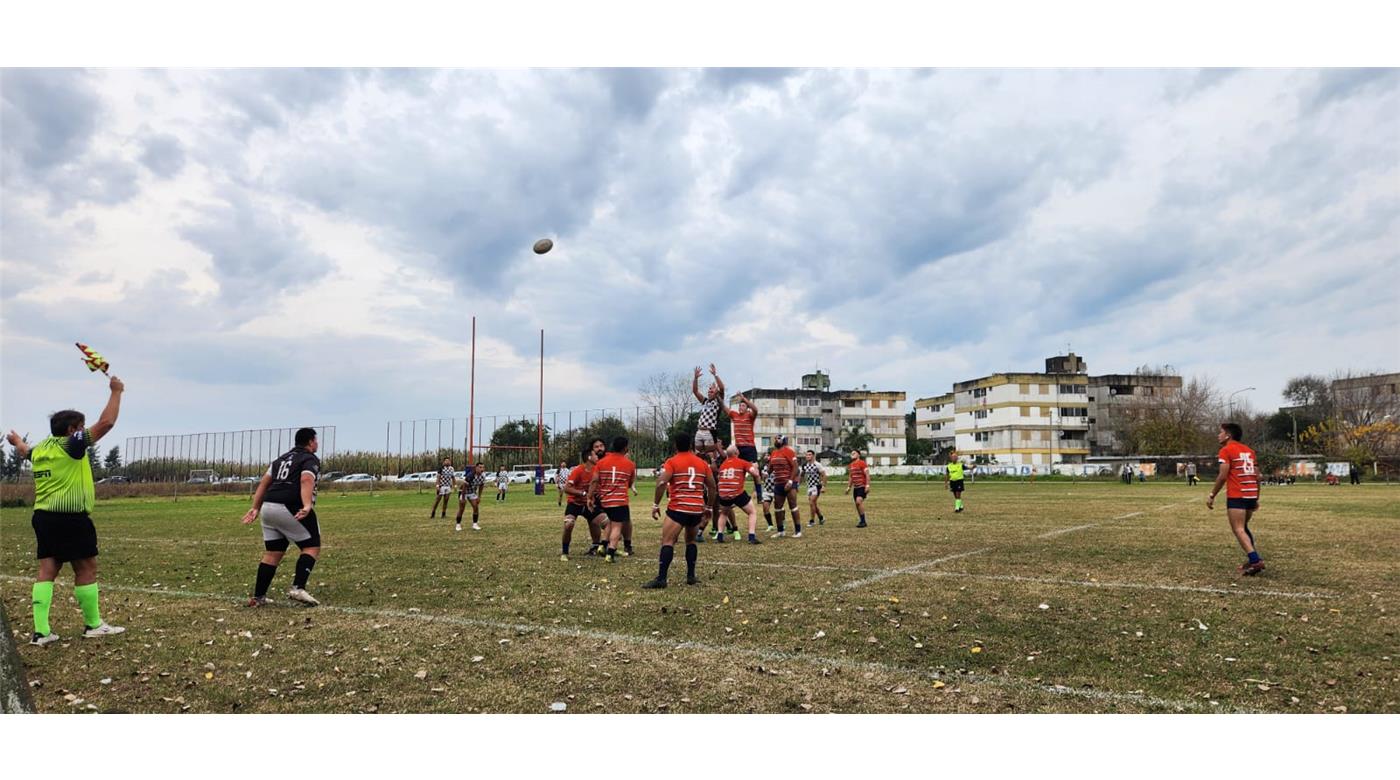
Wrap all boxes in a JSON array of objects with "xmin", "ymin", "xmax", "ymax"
[{"xmin": 33, "ymin": 509, "xmax": 100, "ymax": 562}]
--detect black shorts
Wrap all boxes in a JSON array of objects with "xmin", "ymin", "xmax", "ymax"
[
  {"xmin": 603, "ymin": 505, "xmax": 631, "ymax": 524},
  {"xmin": 949, "ymin": 479, "xmax": 965, "ymax": 493},
  {"xmin": 852, "ymin": 486, "xmax": 867, "ymax": 500},
  {"xmin": 33, "ymin": 510, "xmax": 99, "ymax": 563},
  {"xmin": 666, "ymin": 509, "xmax": 705, "ymax": 527},
  {"xmin": 564, "ymin": 503, "xmax": 587, "ymax": 518},
  {"xmin": 719, "ymin": 492, "xmax": 752, "ymax": 509},
  {"xmin": 737, "ymin": 445, "xmax": 758, "ymax": 462},
  {"xmin": 1226, "ymin": 498, "xmax": 1259, "ymax": 511}
]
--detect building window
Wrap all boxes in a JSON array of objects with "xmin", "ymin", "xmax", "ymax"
[
  {"xmin": 1019, "ymin": 383, "xmax": 1030, "ymax": 394},
  {"xmin": 1060, "ymin": 407, "xmax": 1088, "ymax": 417},
  {"xmin": 1020, "ymin": 405, "xmax": 1031, "ymax": 417},
  {"xmin": 1058, "ymin": 384, "xmax": 1084, "ymax": 394},
  {"xmin": 1039, "ymin": 384, "xmax": 1050, "ymax": 394},
  {"xmin": 842, "ymin": 400, "xmax": 863, "ymax": 408},
  {"xmin": 974, "ymin": 409, "xmax": 989, "ymax": 419},
  {"xmin": 796, "ymin": 417, "xmax": 820, "ymax": 427},
  {"xmin": 974, "ymin": 432, "xmax": 991, "ymax": 442},
  {"xmin": 972, "ymin": 387, "xmax": 988, "ymax": 398},
  {"xmin": 1020, "ymin": 430, "xmax": 1032, "ymax": 441}
]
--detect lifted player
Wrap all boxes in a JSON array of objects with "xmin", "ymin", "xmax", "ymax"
[
  {"xmin": 643, "ymin": 432, "xmax": 717, "ymax": 588},
  {"xmin": 1207, "ymin": 422, "xmax": 1265, "ymax": 575},
  {"xmin": 241, "ymin": 427, "xmax": 324, "ymax": 607},
  {"xmin": 845, "ymin": 449, "xmax": 871, "ymax": 527},
  {"xmin": 945, "ymin": 451, "xmax": 970, "ymax": 513},
  {"xmin": 587, "ymin": 436, "xmax": 637, "ymax": 563},
  {"xmin": 718, "ymin": 444, "xmax": 764, "ymax": 544},
  {"xmin": 560, "ymin": 446, "xmax": 605, "ymax": 560},
  {"xmin": 801, "ymin": 449, "xmax": 827, "ymax": 527},
  {"xmin": 456, "ymin": 462, "xmax": 487, "ymax": 531},
  {"xmin": 727, "ymin": 391, "xmax": 762, "ymax": 499},
  {"xmin": 769, "ymin": 435, "xmax": 802, "ymax": 537},
  {"xmin": 692, "ymin": 364, "xmax": 725, "ymax": 458},
  {"xmin": 430, "ymin": 457, "xmax": 456, "ymax": 519}
]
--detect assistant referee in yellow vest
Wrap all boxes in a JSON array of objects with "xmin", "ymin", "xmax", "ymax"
[{"xmin": 6, "ymin": 374, "xmax": 127, "ymax": 646}]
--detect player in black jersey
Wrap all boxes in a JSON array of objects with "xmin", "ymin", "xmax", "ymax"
[{"xmin": 240, "ymin": 428, "xmax": 324, "ymax": 607}]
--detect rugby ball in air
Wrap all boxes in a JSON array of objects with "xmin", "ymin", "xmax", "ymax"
[{"xmin": 533, "ymin": 238, "xmax": 554, "ymax": 255}]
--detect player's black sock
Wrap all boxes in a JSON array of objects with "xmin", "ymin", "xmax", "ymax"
[
  {"xmin": 254, "ymin": 562, "xmax": 277, "ymax": 598},
  {"xmin": 562, "ymin": 541, "xmax": 570, "ymax": 555},
  {"xmin": 293, "ymin": 554, "xmax": 316, "ymax": 589},
  {"xmin": 472, "ymin": 509, "xmax": 479, "ymax": 523},
  {"xmin": 685, "ymin": 543, "xmax": 697, "ymax": 578},
  {"xmin": 776, "ymin": 511, "xmax": 785, "ymax": 531},
  {"xmin": 606, "ymin": 547, "xmax": 616, "ymax": 559},
  {"xmin": 657, "ymin": 545, "xmax": 674, "ymax": 580}
]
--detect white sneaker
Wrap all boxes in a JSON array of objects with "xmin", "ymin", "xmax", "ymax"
[
  {"xmin": 472, "ymin": 523, "xmax": 481, "ymax": 531},
  {"xmin": 82, "ymin": 622, "xmax": 125, "ymax": 638},
  {"xmin": 31, "ymin": 632, "xmax": 60, "ymax": 646},
  {"xmin": 794, "ymin": 531, "xmax": 803, "ymax": 538},
  {"xmin": 771, "ymin": 531, "xmax": 785, "ymax": 538},
  {"xmin": 287, "ymin": 588, "xmax": 320, "ymax": 606},
  {"xmin": 455, "ymin": 524, "xmax": 462, "ymax": 532}
]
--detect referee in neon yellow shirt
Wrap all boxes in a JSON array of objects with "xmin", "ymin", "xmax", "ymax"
[
  {"xmin": 945, "ymin": 451, "xmax": 970, "ymax": 513},
  {"xmin": 6, "ymin": 374, "xmax": 127, "ymax": 646}
]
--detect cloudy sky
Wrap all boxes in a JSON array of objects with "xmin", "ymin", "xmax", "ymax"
[{"xmin": 2, "ymin": 68, "xmax": 1397, "ymax": 454}]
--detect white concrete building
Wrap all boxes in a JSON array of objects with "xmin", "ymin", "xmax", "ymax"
[
  {"xmin": 951, "ymin": 354, "xmax": 1091, "ymax": 467},
  {"xmin": 740, "ymin": 371, "xmax": 908, "ymax": 465},
  {"xmin": 913, "ymin": 393, "xmax": 955, "ymax": 452}
]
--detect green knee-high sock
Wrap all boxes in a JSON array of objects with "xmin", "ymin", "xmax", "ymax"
[
  {"xmin": 32, "ymin": 581, "xmax": 54, "ymax": 635},
  {"xmin": 73, "ymin": 583, "xmax": 102, "ymax": 628}
]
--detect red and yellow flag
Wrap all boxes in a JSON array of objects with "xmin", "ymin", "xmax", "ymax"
[{"xmin": 75, "ymin": 342, "xmax": 110, "ymax": 374}]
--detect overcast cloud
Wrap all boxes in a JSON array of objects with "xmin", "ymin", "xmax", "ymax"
[{"xmin": 2, "ymin": 68, "xmax": 1397, "ymax": 453}]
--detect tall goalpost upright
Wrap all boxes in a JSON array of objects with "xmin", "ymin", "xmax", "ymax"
[{"xmin": 466, "ymin": 316, "xmax": 547, "ymax": 494}]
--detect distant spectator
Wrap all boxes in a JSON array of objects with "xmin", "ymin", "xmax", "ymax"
[
  {"xmin": 1349, "ymin": 463, "xmax": 1361, "ymax": 485},
  {"xmin": 1185, "ymin": 462, "xmax": 1198, "ymax": 486},
  {"xmin": 1121, "ymin": 463, "xmax": 1133, "ymax": 485}
]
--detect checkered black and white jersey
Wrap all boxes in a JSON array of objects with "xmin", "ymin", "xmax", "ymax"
[
  {"xmin": 801, "ymin": 461, "xmax": 825, "ymax": 490},
  {"xmin": 437, "ymin": 466, "xmax": 455, "ymax": 490},
  {"xmin": 762, "ymin": 465, "xmax": 775, "ymax": 494},
  {"xmin": 698, "ymin": 397, "xmax": 720, "ymax": 430}
]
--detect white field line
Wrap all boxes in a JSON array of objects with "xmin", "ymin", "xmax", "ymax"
[
  {"xmin": 911, "ymin": 571, "xmax": 1336, "ymax": 600},
  {"xmin": 708, "ymin": 560, "xmax": 883, "ymax": 573},
  {"xmin": 105, "ymin": 536, "xmax": 247, "ymax": 547},
  {"xmin": 0, "ymin": 574, "xmax": 1234, "ymax": 713},
  {"xmin": 703, "ymin": 559, "xmax": 1335, "ymax": 600},
  {"xmin": 836, "ymin": 548, "xmax": 993, "ymax": 592}
]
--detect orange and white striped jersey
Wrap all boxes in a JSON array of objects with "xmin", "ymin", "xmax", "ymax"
[
  {"xmin": 728, "ymin": 408, "xmax": 756, "ymax": 446},
  {"xmin": 593, "ymin": 453, "xmax": 635, "ymax": 508},
  {"xmin": 663, "ymin": 452, "xmax": 711, "ymax": 514},
  {"xmin": 848, "ymin": 459, "xmax": 869, "ymax": 488},
  {"xmin": 1217, "ymin": 441, "xmax": 1259, "ymax": 500},
  {"xmin": 717, "ymin": 457, "xmax": 753, "ymax": 499},
  {"xmin": 770, "ymin": 446, "xmax": 798, "ymax": 483},
  {"xmin": 566, "ymin": 464, "xmax": 593, "ymax": 499}
]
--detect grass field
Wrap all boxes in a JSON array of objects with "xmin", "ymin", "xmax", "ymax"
[{"xmin": 3, "ymin": 480, "xmax": 1397, "ymax": 714}]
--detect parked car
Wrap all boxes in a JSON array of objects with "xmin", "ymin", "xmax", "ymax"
[
  {"xmin": 399, "ymin": 472, "xmax": 437, "ymax": 483},
  {"xmin": 543, "ymin": 468, "xmax": 559, "ymax": 483},
  {"xmin": 508, "ymin": 471, "xmax": 532, "ymax": 484},
  {"xmin": 320, "ymin": 471, "xmax": 346, "ymax": 483},
  {"xmin": 96, "ymin": 476, "xmax": 130, "ymax": 484},
  {"xmin": 336, "ymin": 473, "xmax": 374, "ymax": 483}
]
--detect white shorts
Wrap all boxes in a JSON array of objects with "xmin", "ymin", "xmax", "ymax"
[
  {"xmin": 438, "ymin": 486, "xmax": 452, "ymax": 496},
  {"xmin": 497, "ymin": 482, "xmax": 509, "ymax": 490},
  {"xmin": 694, "ymin": 430, "xmax": 715, "ymax": 448},
  {"xmin": 807, "ymin": 486, "xmax": 821, "ymax": 497},
  {"xmin": 260, "ymin": 502, "xmax": 314, "ymax": 543}
]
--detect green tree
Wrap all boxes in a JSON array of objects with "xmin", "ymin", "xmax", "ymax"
[
  {"xmin": 104, "ymin": 446, "xmax": 122, "ymax": 471},
  {"xmin": 838, "ymin": 424, "xmax": 874, "ymax": 456},
  {"xmin": 87, "ymin": 445, "xmax": 101, "ymax": 476},
  {"xmin": 2, "ymin": 445, "xmax": 22, "ymax": 478}
]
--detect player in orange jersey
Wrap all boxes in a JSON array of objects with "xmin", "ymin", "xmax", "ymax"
[
  {"xmin": 844, "ymin": 449, "xmax": 871, "ymax": 527},
  {"xmin": 559, "ymin": 445, "xmax": 605, "ymax": 561},
  {"xmin": 586, "ymin": 436, "xmax": 637, "ymax": 563},
  {"xmin": 717, "ymin": 444, "xmax": 764, "ymax": 544},
  {"xmin": 1207, "ymin": 422, "xmax": 1265, "ymax": 576},
  {"xmin": 768, "ymin": 435, "xmax": 803, "ymax": 537},
  {"xmin": 642, "ymin": 432, "xmax": 716, "ymax": 588}
]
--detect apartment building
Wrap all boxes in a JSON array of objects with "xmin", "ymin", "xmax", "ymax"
[
  {"xmin": 912, "ymin": 392, "xmax": 955, "ymax": 452},
  {"xmin": 1086, "ymin": 373, "xmax": 1184, "ymax": 456},
  {"xmin": 739, "ymin": 371, "xmax": 908, "ymax": 465},
  {"xmin": 951, "ymin": 353, "xmax": 1091, "ymax": 467}
]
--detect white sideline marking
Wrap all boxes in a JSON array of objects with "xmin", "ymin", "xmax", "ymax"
[
  {"xmin": 837, "ymin": 548, "xmax": 993, "ymax": 592},
  {"xmin": 0, "ymin": 574, "xmax": 1232, "ymax": 713},
  {"xmin": 911, "ymin": 571, "xmax": 1336, "ymax": 600},
  {"xmin": 1037, "ymin": 523, "xmax": 1100, "ymax": 539}
]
